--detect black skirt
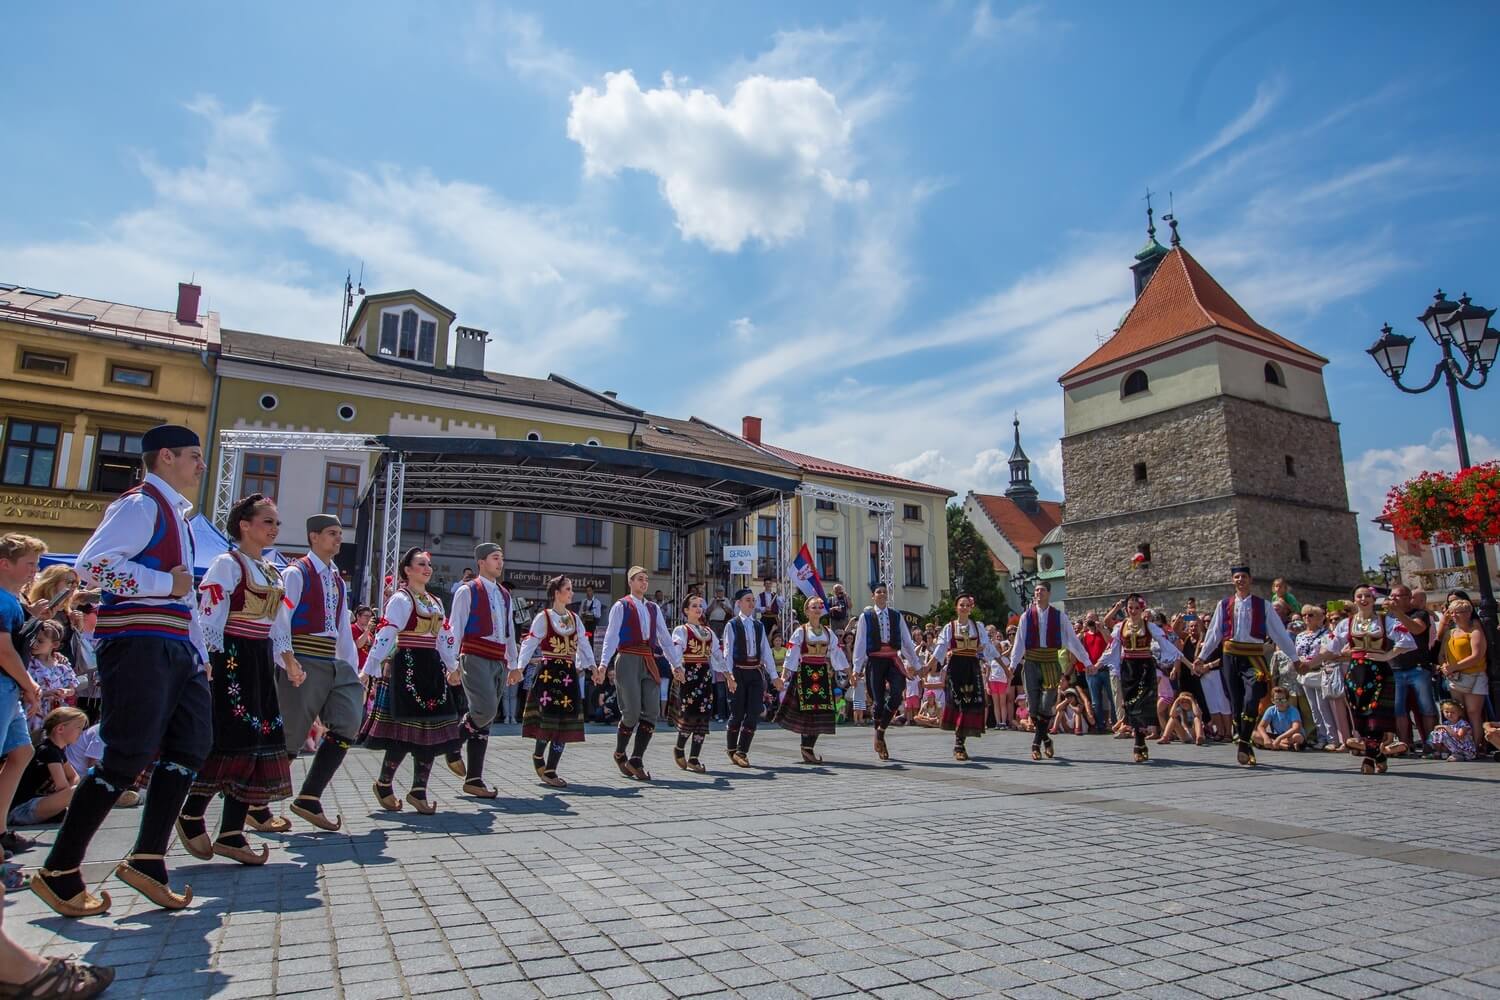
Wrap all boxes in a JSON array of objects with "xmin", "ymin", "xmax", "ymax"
[
  {"xmin": 667, "ymin": 661, "xmax": 716, "ymax": 736},
  {"xmin": 192, "ymin": 635, "xmax": 293, "ymax": 805}
]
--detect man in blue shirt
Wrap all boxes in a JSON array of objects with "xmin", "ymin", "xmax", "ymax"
[{"xmin": 1253, "ymin": 686, "xmax": 1306, "ymax": 751}]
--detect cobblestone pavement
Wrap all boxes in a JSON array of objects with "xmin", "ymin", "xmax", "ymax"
[{"xmin": 7, "ymin": 723, "xmax": 1500, "ymax": 999}]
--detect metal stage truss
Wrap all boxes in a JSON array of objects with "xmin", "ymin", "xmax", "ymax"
[{"xmin": 210, "ymin": 431, "xmax": 898, "ymax": 625}]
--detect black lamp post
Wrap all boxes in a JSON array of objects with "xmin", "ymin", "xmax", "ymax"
[{"xmin": 1367, "ymin": 289, "xmax": 1498, "ymax": 650}]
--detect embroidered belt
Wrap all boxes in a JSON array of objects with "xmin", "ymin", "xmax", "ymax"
[
  {"xmin": 619, "ymin": 641, "xmax": 655, "ymax": 658},
  {"xmin": 1122, "ymin": 650, "xmax": 1154, "ymax": 660},
  {"xmin": 396, "ymin": 633, "xmax": 438, "ymax": 650},
  {"xmin": 800, "ymin": 656, "xmax": 829, "ymax": 665},
  {"xmin": 225, "ymin": 616, "xmax": 274, "ymax": 639},
  {"xmin": 1223, "ymin": 640, "xmax": 1269, "ymax": 657},
  {"xmin": 291, "ymin": 634, "xmax": 338, "ymax": 659},
  {"xmin": 734, "ymin": 659, "xmax": 761, "ymax": 668},
  {"xmin": 681, "ymin": 655, "xmax": 711, "ymax": 664},
  {"xmin": 461, "ymin": 637, "xmax": 508, "ymax": 660},
  {"xmin": 1023, "ymin": 646, "xmax": 1060, "ymax": 663},
  {"xmin": 96, "ymin": 604, "xmax": 192, "ymax": 642}
]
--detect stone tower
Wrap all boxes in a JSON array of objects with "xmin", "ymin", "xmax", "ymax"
[{"xmin": 1057, "ymin": 216, "xmax": 1361, "ymax": 609}]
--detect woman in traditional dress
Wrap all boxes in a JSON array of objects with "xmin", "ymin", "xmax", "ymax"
[
  {"xmin": 928, "ymin": 594, "xmax": 1000, "ymax": 761},
  {"xmin": 361, "ymin": 548, "xmax": 461, "ymax": 812},
  {"xmin": 778, "ymin": 596, "xmax": 851, "ymax": 763},
  {"xmin": 1321, "ymin": 585, "xmax": 1415, "ymax": 774},
  {"xmin": 668, "ymin": 595, "xmax": 727, "ymax": 772},
  {"xmin": 515, "ymin": 575, "xmax": 599, "ymax": 787},
  {"xmin": 1096, "ymin": 593, "xmax": 1183, "ymax": 763},
  {"xmin": 178, "ymin": 494, "xmax": 296, "ymax": 865}
]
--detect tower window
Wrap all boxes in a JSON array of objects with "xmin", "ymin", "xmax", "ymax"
[
  {"xmin": 1121, "ymin": 370, "xmax": 1150, "ymax": 397},
  {"xmin": 1284, "ymin": 455, "xmax": 1296, "ymax": 477},
  {"xmin": 1298, "ymin": 539, "xmax": 1311, "ymax": 563},
  {"xmin": 1133, "ymin": 462, "xmax": 1148, "ymax": 483},
  {"xmin": 1264, "ymin": 361, "xmax": 1285, "ymax": 386}
]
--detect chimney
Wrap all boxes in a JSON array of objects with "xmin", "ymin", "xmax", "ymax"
[
  {"xmin": 175, "ymin": 282, "xmax": 202, "ymax": 326},
  {"xmin": 602, "ymin": 390, "xmax": 618, "ymax": 399},
  {"xmin": 742, "ymin": 415, "xmax": 762, "ymax": 445},
  {"xmin": 454, "ymin": 326, "xmax": 488, "ymax": 370}
]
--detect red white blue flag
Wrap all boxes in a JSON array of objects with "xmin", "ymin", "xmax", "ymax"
[{"xmin": 789, "ymin": 543, "xmax": 826, "ymax": 601}]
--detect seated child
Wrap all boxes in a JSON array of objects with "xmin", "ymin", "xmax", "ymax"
[
  {"xmin": 913, "ymin": 690, "xmax": 942, "ymax": 728},
  {"xmin": 1253, "ymin": 686, "xmax": 1305, "ymax": 750},
  {"xmin": 1158, "ymin": 691, "xmax": 1204, "ymax": 745},
  {"xmin": 1052, "ymin": 688, "xmax": 1088, "ymax": 735},
  {"xmin": 1428, "ymin": 699, "xmax": 1476, "ymax": 761},
  {"xmin": 25, "ymin": 620, "xmax": 77, "ymax": 731},
  {"xmin": 9, "ymin": 707, "xmax": 88, "ymax": 827}
]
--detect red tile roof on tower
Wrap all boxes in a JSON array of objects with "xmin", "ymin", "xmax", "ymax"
[
  {"xmin": 1060, "ymin": 246, "xmax": 1326, "ymax": 383},
  {"xmin": 755, "ymin": 442, "xmax": 955, "ymax": 497},
  {"xmin": 970, "ymin": 493, "xmax": 1063, "ymax": 561}
]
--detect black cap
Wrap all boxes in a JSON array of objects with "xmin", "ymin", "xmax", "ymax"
[
  {"xmin": 734, "ymin": 588, "xmax": 753, "ymax": 601},
  {"xmin": 1230, "ymin": 564, "xmax": 1251, "ymax": 575},
  {"xmin": 141, "ymin": 424, "xmax": 200, "ymax": 451}
]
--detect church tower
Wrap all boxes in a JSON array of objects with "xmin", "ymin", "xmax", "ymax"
[
  {"xmin": 1004, "ymin": 414, "xmax": 1040, "ymax": 513},
  {"xmin": 1057, "ymin": 215, "xmax": 1361, "ymax": 608}
]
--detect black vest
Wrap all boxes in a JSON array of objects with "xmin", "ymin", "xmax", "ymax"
[{"xmin": 728, "ymin": 617, "xmax": 765, "ymax": 665}]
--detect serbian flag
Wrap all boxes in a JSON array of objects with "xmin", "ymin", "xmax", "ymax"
[{"xmin": 789, "ymin": 543, "xmax": 827, "ymax": 602}]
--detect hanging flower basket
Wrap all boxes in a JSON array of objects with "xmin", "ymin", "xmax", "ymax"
[{"xmin": 1382, "ymin": 462, "xmax": 1500, "ymax": 546}]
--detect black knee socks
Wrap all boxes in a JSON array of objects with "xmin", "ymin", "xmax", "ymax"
[
  {"xmin": 689, "ymin": 735, "xmax": 704, "ymax": 761},
  {"xmin": 675, "ymin": 732, "xmax": 689, "ymax": 752},
  {"xmin": 131, "ymin": 760, "xmax": 197, "ymax": 883},
  {"xmin": 631, "ymin": 724, "xmax": 653, "ymax": 763},
  {"xmin": 737, "ymin": 728, "xmax": 755, "ymax": 755},
  {"xmin": 726, "ymin": 726, "xmax": 741, "ymax": 751},
  {"xmin": 41, "ymin": 768, "xmax": 129, "ymax": 897},
  {"xmin": 1134, "ymin": 729, "xmax": 1147, "ymax": 749},
  {"xmin": 466, "ymin": 734, "xmax": 489, "ymax": 781},
  {"xmin": 378, "ymin": 750, "xmax": 405, "ymax": 789},
  {"xmin": 299, "ymin": 735, "xmax": 350, "ymax": 804},
  {"xmin": 410, "ymin": 754, "xmax": 434, "ymax": 800},
  {"xmin": 615, "ymin": 724, "xmax": 633, "ymax": 756},
  {"xmin": 545, "ymin": 742, "xmax": 564, "ymax": 772},
  {"xmin": 218, "ymin": 796, "xmax": 250, "ymax": 847},
  {"xmin": 801, "ymin": 734, "xmax": 817, "ymax": 749},
  {"xmin": 179, "ymin": 791, "xmax": 211, "ymax": 839}
]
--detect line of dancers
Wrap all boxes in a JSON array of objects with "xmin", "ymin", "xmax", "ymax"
[{"xmin": 26, "ymin": 425, "xmax": 1421, "ymax": 921}]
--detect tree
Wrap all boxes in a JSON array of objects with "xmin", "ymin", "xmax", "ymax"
[{"xmin": 938, "ymin": 504, "xmax": 1009, "ymax": 627}]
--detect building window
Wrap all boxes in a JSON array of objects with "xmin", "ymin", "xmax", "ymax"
[
  {"xmin": 322, "ymin": 463, "xmax": 360, "ymax": 527},
  {"xmin": 1298, "ymin": 539, "xmax": 1311, "ymax": 563},
  {"xmin": 258, "ymin": 393, "xmax": 278, "ymax": 411},
  {"xmin": 1265, "ymin": 361, "xmax": 1285, "ymax": 386},
  {"xmin": 657, "ymin": 531, "xmax": 672, "ymax": 572},
  {"xmin": 869, "ymin": 541, "xmax": 880, "ymax": 589},
  {"xmin": 402, "ymin": 509, "xmax": 430, "ymax": 534},
  {"xmin": 442, "ymin": 509, "xmax": 474, "ymax": 537},
  {"xmin": 242, "ymin": 453, "xmax": 280, "ymax": 501},
  {"xmin": 903, "ymin": 504, "xmax": 922, "ymax": 522},
  {"xmin": 1122, "ymin": 369, "xmax": 1149, "ymax": 397},
  {"xmin": 1, "ymin": 421, "xmax": 59, "ymax": 488},
  {"xmin": 19, "ymin": 351, "xmax": 69, "ymax": 376},
  {"xmin": 1040, "ymin": 553, "xmax": 1055, "ymax": 571},
  {"xmin": 756, "ymin": 516, "xmax": 778, "ymax": 579},
  {"xmin": 815, "ymin": 536, "xmax": 838, "ymax": 581},
  {"xmin": 903, "ymin": 545, "xmax": 924, "ymax": 588},
  {"xmin": 575, "ymin": 518, "xmax": 603, "ymax": 548},
  {"xmin": 378, "ymin": 308, "xmax": 437, "ymax": 365},
  {"xmin": 93, "ymin": 430, "xmax": 143, "ymax": 494},
  {"xmin": 1133, "ymin": 462, "xmax": 1148, "ymax": 483},
  {"xmin": 109, "ymin": 364, "xmax": 154, "ymax": 388},
  {"xmin": 1284, "ymin": 454, "xmax": 1296, "ymax": 477},
  {"xmin": 337, "ymin": 403, "xmax": 357, "ymax": 422},
  {"xmin": 512, "ymin": 512, "xmax": 542, "ymax": 542},
  {"xmin": 815, "ymin": 499, "xmax": 836, "ymax": 511},
  {"xmin": 586, "ymin": 438, "xmax": 601, "ymax": 447},
  {"xmin": 526, "ymin": 431, "xmax": 542, "ymax": 442}
]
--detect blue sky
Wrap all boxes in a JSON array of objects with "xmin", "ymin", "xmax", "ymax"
[{"xmin": 4, "ymin": 1, "xmax": 1498, "ymax": 564}]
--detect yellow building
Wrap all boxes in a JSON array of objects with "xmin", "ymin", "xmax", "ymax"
[
  {"xmin": 213, "ymin": 289, "xmax": 637, "ymax": 598},
  {"xmin": 0, "ymin": 282, "xmax": 218, "ymax": 551}
]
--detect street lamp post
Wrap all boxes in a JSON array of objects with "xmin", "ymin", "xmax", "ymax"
[{"xmin": 1367, "ymin": 289, "xmax": 1499, "ymax": 651}]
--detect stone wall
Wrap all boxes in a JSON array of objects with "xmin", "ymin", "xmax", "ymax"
[{"xmin": 1061, "ymin": 393, "xmax": 1363, "ymax": 610}]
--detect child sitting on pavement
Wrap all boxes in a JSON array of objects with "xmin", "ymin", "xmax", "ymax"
[
  {"xmin": 1158, "ymin": 691, "xmax": 1204, "ymax": 746},
  {"xmin": 1253, "ymin": 686, "xmax": 1305, "ymax": 751}
]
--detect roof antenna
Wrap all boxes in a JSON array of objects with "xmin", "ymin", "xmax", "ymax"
[
  {"xmin": 356, "ymin": 261, "xmax": 365, "ymax": 297},
  {"xmin": 1163, "ymin": 191, "xmax": 1181, "ymax": 247}
]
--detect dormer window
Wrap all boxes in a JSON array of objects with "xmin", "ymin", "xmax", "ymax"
[
  {"xmin": 1264, "ymin": 361, "xmax": 1285, "ymax": 386},
  {"xmin": 378, "ymin": 307, "xmax": 438, "ymax": 366}
]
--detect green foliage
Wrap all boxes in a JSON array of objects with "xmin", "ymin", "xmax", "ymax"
[{"xmin": 942, "ymin": 503, "xmax": 1009, "ymax": 626}]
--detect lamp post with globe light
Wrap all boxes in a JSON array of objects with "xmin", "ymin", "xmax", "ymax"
[{"xmin": 1366, "ymin": 289, "xmax": 1499, "ymax": 650}]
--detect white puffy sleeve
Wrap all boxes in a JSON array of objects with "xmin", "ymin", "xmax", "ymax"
[{"xmin": 196, "ymin": 554, "xmax": 240, "ymax": 653}]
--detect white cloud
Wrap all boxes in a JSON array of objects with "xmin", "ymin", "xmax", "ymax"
[
  {"xmin": 1178, "ymin": 77, "xmax": 1284, "ymax": 172},
  {"xmin": 567, "ymin": 70, "xmax": 867, "ymax": 252},
  {"xmin": 1345, "ymin": 430, "xmax": 1500, "ymax": 566},
  {"xmin": 0, "ymin": 98, "xmax": 652, "ymax": 376},
  {"xmin": 463, "ymin": 7, "xmax": 584, "ymax": 92},
  {"xmin": 969, "ymin": 2, "xmax": 1048, "ymax": 44},
  {"xmin": 729, "ymin": 316, "xmax": 756, "ymax": 341}
]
